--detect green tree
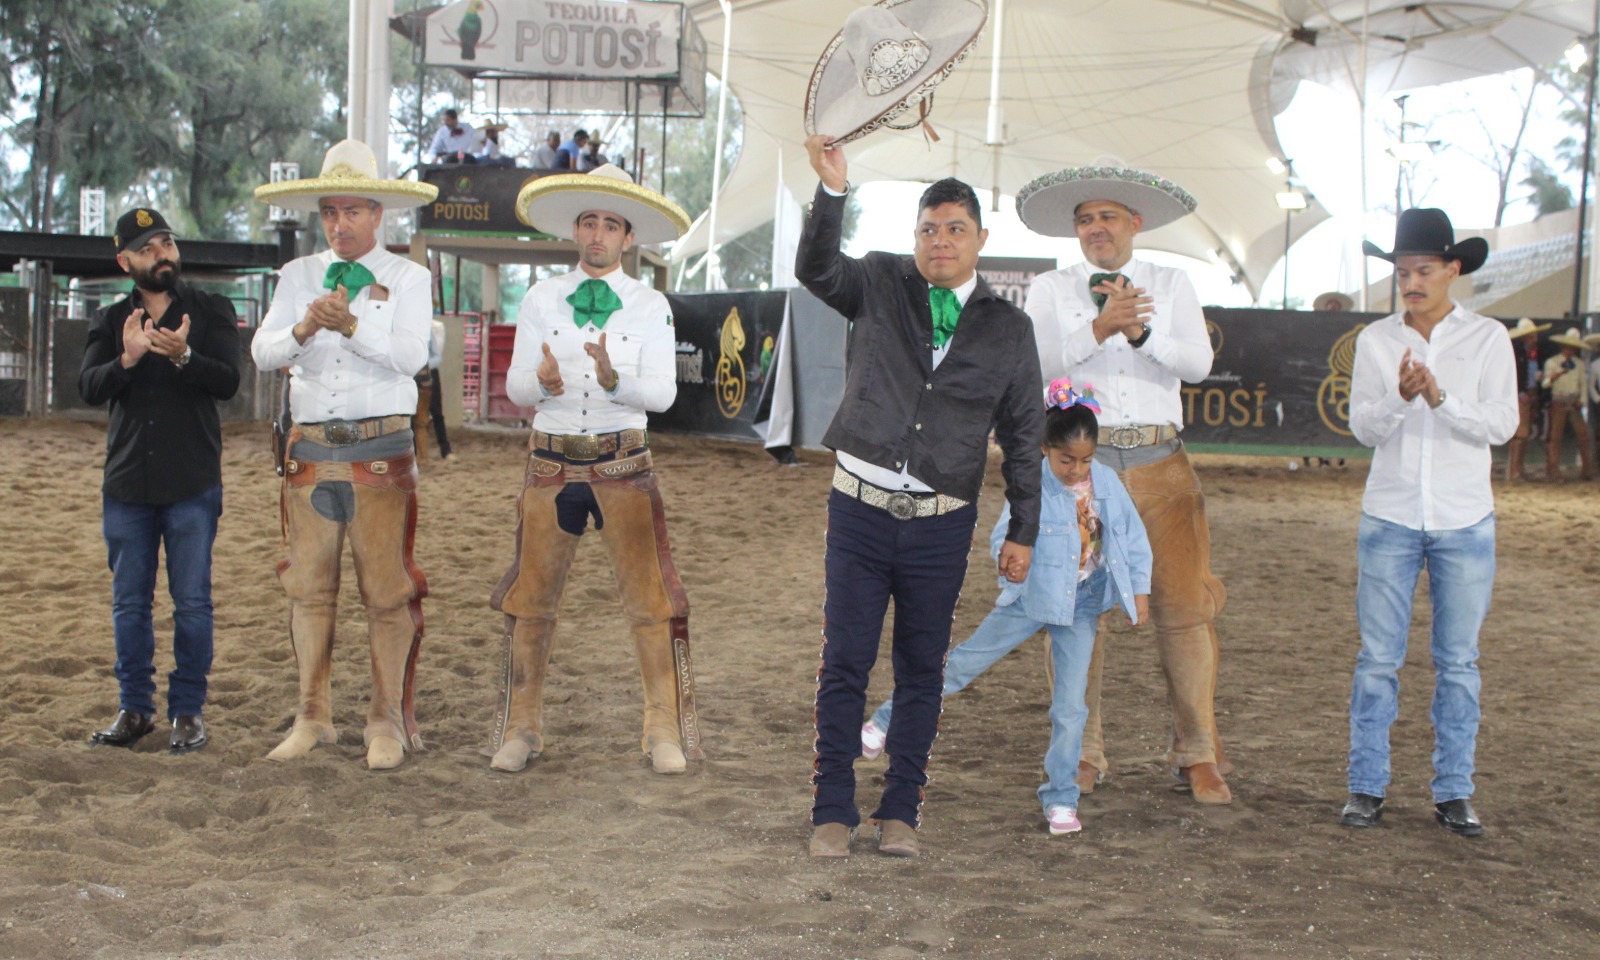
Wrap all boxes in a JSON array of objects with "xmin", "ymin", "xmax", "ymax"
[{"xmin": 1523, "ymin": 155, "xmax": 1574, "ymax": 215}]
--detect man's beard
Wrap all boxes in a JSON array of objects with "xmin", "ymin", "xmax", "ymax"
[{"xmin": 132, "ymin": 259, "xmax": 180, "ymax": 293}]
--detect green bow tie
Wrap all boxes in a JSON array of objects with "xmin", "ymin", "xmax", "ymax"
[
  {"xmin": 567, "ymin": 278, "xmax": 624, "ymax": 329},
  {"xmin": 1089, "ymin": 272, "xmax": 1128, "ymax": 310},
  {"xmin": 929, "ymin": 286, "xmax": 960, "ymax": 349},
  {"xmin": 324, "ymin": 259, "xmax": 376, "ymax": 299}
]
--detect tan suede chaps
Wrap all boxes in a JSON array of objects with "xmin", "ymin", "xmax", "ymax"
[
  {"xmin": 276, "ymin": 444, "xmax": 428, "ymax": 755},
  {"xmin": 488, "ymin": 447, "xmax": 701, "ymax": 764}
]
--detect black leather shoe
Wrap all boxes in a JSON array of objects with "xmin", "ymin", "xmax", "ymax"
[
  {"xmin": 170, "ymin": 715, "xmax": 207, "ymax": 754},
  {"xmin": 89, "ymin": 710, "xmax": 156, "ymax": 748},
  {"xmin": 1434, "ymin": 798, "xmax": 1484, "ymax": 837},
  {"xmin": 1339, "ymin": 792, "xmax": 1385, "ymax": 828}
]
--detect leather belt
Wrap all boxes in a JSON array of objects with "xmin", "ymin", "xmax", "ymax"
[
  {"xmin": 532, "ymin": 428, "xmax": 648, "ymax": 462},
  {"xmin": 297, "ymin": 415, "xmax": 412, "ymax": 447},
  {"xmin": 1098, "ymin": 423, "xmax": 1178, "ymax": 451},
  {"xmin": 831, "ymin": 465, "xmax": 969, "ymax": 521}
]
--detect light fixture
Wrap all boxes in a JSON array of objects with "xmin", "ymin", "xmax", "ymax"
[
  {"xmin": 1567, "ymin": 38, "xmax": 1590, "ymax": 72},
  {"xmin": 1265, "ymin": 157, "xmax": 1288, "ymax": 176},
  {"xmin": 1275, "ymin": 190, "xmax": 1308, "ymax": 211}
]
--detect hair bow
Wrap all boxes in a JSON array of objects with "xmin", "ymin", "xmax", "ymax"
[{"xmin": 1046, "ymin": 377, "xmax": 1102, "ymax": 414}]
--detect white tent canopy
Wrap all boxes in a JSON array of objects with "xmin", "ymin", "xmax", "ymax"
[{"xmin": 673, "ymin": 0, "xmax": 1594, "ymax": 297}]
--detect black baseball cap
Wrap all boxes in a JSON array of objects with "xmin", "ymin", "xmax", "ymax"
[{"xmin": 114, "ymin": 208, "xmax": 176, "ymax": 253}]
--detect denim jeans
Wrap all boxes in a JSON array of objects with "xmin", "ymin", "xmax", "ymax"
[
  {"xmin": 1349, "ymin": 512, "xmax": 1494, "ymax": 803},
  {"xmin": 103, "ymin": 486, "xmax": 222, "ymax": 717},
  {"xmin": 812, "ymin": 489, "xmax": 977, "ymax": 829},
  {"xmin": 872, "ymin": 567, "xmax": 1110, "ymax": 813}
]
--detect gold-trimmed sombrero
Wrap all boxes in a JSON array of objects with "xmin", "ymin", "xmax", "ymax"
[
  {"xmin": 515, "ymin": 164, "xmax": 690, "ymax": 244},
  {"xmin": 1550, "ymin": 326, "xmax": 1589, "ymax": 350},
  {"xmin": 1017, "ymin": 165, "xmax": 1198, "ymax": 236},
  {"xmin": 253, "ymin": 140, "xmax": 437, "ymax": 213},
  {"xmin": 804, "ymin": 0, "xmax": 987, "ymax": 146}
]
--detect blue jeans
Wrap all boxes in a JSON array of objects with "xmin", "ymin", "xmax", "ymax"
[
  {"xmin": 1349, "ymin": 512, "xmax": 1494, "ymax": 803},
  {"xmin": 872, "ymin": 568, "xmax": 1110, "ymax": 812},
  {"xmin": 812, "ymin": 490, "xmax": 977, "ymax": 829},
  {"xmin": 103, "ymin": 486, "xmax": 222, "ymax": 717}
]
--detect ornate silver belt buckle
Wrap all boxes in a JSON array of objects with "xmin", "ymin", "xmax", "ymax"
[
  {"xmin": 322, "ymin": 420, "xmax": 361, "ymax": 446},
  {"xmin": 1108, "ymin": 426, "xmax": 1144, "ymax": 450},
  {"xmin": 886, "ymin": 492, "xmax": 917, "ymax": 521},
  {"xmin": 369, "ymin": 460, "xmax": 389, "ymax": 475},
  {"xmin": 563, "ymin": 434, "xmax": 601, "ymax": 461}
]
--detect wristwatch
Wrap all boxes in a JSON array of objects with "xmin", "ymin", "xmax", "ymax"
[
  {"xmin": 1127, "ymin": 323, "xmax": 1152, "ymax": 348},
  {"xmin": 1430, "ymin": 387, "xmax": 1447, "ymax": 409},
  {"xmin": 171, "ymin": 346, "xmax": 192, "ymax": 368}
]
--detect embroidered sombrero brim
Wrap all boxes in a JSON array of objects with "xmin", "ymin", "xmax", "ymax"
[
  {"xmin": 516, "ymin": 173, "xmax": 691, "ymax": 244},
  {"xmin": 804, "ymin": 0, "xmax": 988, "ymax": 147},
  {"xmin": 254, "ymin": 176, "xmax": 437, "ymax": 213},
  {"xmin": 1016, "ymin": 166, "xmax": 1198, "ymax": 235}
]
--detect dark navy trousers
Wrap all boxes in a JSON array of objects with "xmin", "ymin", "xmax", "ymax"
[{"xmin": 812, "ymin": 489, "xmax": 978, "ymax": 828}]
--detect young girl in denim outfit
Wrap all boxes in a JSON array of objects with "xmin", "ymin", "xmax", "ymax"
[{"xmin": 862, "ymin": 379, "xmax": 1152, "ymax": 834}]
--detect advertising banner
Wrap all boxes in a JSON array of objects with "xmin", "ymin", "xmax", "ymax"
[
  {"xmin": 418, "ymin": 166, "xmax": 548, "ymax": 235},
  {"xmin": 650, "ymin": 291, "xmax": 790, "ymax": 440},
  {"xmin": 425, "ymin": 0, "xmax": 686, "ymax": 81},
  {"xmin": 976, "ymin": 256, "xmax": 1056, "ymax": 309}
]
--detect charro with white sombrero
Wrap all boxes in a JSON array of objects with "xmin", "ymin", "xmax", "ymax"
[
  {"xmin": 1542, "ymin": 326, "xmax": 1597, "ymax": 480},
  {"xmin": 1018, "ymin": 162, "xmax": 1236, "ymax": 806},
  {"xmin": 250, "ymin": 139, "xmax": 436, "ymax": 771},
  {"xmin": 1505, "ymin": 317, "xmax": 1554, "ymax": 482},
  {"xmin": 489, "ymin": 163, "xmax": 702, "ymax": 777},
  {"xmin": 804, "ymin": 0, "xmax": 988, "ymax": 145}
]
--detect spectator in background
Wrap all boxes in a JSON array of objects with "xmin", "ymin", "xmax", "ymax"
[
  {"xmin": 534, "ymin": 131, "xmax": 561, "ymax": 170},
  {"xmin": 428, "ymin": 108, "xmax": 477, "ymax": 164},
  {"xmin": 579, "ymin": 138, "xmax": 607, "ymax": 172},
  {"xmin": 473, "ymin": 122, "xmax": 514, "ymax": 168},
  {"xmin": 1587, "ymin": 332, "xmax": 1600, "ymax": 458},
  {"xmin": 1541, "ymin": 327, "xmax": 1595, "ymax": 481},
  {"xmin": 1502, "ymin": 317, "xmax": 1549, "ymax": 482},
  {"xmin": 555, "ymin": 129, "xmax": 589, "ymax": 171}
]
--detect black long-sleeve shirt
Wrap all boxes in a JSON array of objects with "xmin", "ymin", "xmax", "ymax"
[
  {"xmin": 795, "ymin": 184, "xmax": 1043, "ymax": 545},
  {"xmin": 78, "ymin": 281, "xmax": 242, "ymax": 505}
]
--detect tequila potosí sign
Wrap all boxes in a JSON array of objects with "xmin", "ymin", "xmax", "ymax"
[{"xmin": 425, "ymin": 0, "xmax": 685, "ymax": 80}]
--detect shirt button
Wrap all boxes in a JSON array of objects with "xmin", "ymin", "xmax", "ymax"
[
  {"xmin": 925, "ymin": 383, "xmax": 932, "ymax": 390},
  {"xmin": 915, "ymin": 423, "xmax": 922, "ymax": 430},
  {"xmin": 584, "ymin": 392, "xmax": 590, "ymax": 398},
  {"xmin": 895, "ymin": 461, "xmax": 904, "ymax": 468}
]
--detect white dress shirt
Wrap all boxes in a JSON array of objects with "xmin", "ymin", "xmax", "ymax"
[
  {"xmin": 252, "ymin": 246, "xmax": 432, "ymax": 422},
  {"xmin": 836, "ymin": 272, "xmax": 978, "ymax": 494},
  {"xmin": 1348, "ymin": 305, "xmax": 1518, "ymax": 532},
  {"xmin": 534, "ymin": 144, "xmax": 560, "ymax": 169},
  {"xmin": 428, "ymin": 124, "xmax": 476, "ymax": 160},
  {"xmin": 1025, "ymin": 258, "xmax": 1212, "ymax": 429},
  {"xmin": 505, "ymin": 267, "xmax": 677, "ymax": 434}
]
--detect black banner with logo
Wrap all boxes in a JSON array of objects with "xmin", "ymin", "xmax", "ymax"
[
  {"xmin": 417, "ymin": 166, "xmax": 550, "ymax": 235},
  {"xmin": 650, "ymin": 291, "xmax": 790, "ymax": 440},
  {"xmin": 1184, "ymin": 308, "xmax": 1377, "ymax": 455}
]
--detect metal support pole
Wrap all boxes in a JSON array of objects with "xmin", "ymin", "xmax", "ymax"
[
  {"xmin": 1283, "ymin": 206, "xmax": 1292, "ymax": 308},
  {"xmin": 1390, "ymin": 94, "xmax": 1407, "ymax": 312},
  {"xmin": 1573, "ymin": 14, "xmax": 1599, "ymax": 322},
  {"xmin": 704, "ymin": 0, "xmax": 733, "ymax": 290}
]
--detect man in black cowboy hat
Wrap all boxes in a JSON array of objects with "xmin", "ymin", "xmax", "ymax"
[{"xmin": 1340, "ymin": 208, "xmax": 1517, "ymax": 838}]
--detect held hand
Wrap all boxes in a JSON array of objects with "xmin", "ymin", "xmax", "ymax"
[
  {"xmin": 584, "ymin": 332, "xmax": 618, "ymax": 391},
  {"xmin": 1130, "ymin": 594, "xmax": 1150, "ymax": 627},
  {"xmin": 998, "ymin": 541, "xmax": 1033, "ymax": 584},
  {"xmin": 537, "ymin": 342, "xmax": 564, "ymax": 396},
  {"xmin": 120, "ymin": 308, "xmax": 151, "ymax": 367},
  {"xmin": 804, "ymin": 134, "xmax": 848, "ymax": 193},
  {"xmin": 144, "ymin": 313, "xmax": 190, "ymax": 358},
  {"xmin": 307, "ymin": 285, "xmax": 356, "ymax": 335}
]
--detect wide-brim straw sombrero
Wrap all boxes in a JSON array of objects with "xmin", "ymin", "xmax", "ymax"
[
  {"xmin": 1506, "ymin": 317, "xmax": 1551, "ymax": 339},
  {"xmin": 254, "ymin": 140, "xmax": 436, "ymax": 214},
  {"xmin": 1585, "ymin": 332, "xmax": 1600, "ymax": 350},
  {"xmin": 1016, "ymin": 165, "xmax": 1198, "ymax": 235},
  {"xmin": 804, "ymin": 0, "xmax": 988, "ymax": 146},
  {"xmin": 1550, "ymin": 327, "xmax": 1589, "ymax": 349},
  {"xmin": 516, "ymin": 164, "xmax": 690, "ymax": 244}
]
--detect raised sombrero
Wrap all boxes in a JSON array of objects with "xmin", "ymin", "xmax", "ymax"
[
  {"xmin": 1016, "ymin": 165, "xmax": 1198, "ymax": 236},
  {"xmin": 515, "ymin": 164, "xmax": 690, "ymax": 244},
  {"xmin": 1550, "ymin": 327, "xmax": 1589, "ymax": 350},
  {"xmin": 804, "ymin": 0, "xmax": 988, "ymax": 146},
  {"xmin": 253, "ymin": 139, "xmax": 437, "ymax": 213}
]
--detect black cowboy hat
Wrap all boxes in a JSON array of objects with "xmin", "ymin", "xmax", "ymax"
[{"xmin": 1362, "ymin": 207, "xmax": 1488, "ymax": 275}]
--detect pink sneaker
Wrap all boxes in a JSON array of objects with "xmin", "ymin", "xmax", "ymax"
[
  {"xmin": 860, "ymin": 720, "xmax": 886, "ymax": 759},
  {"xmin": 1047, "ymin": 805, "xmax": 1082, "ymax": 835}
]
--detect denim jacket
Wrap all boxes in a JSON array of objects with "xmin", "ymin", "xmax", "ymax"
[{"xmin": 990, "ymin": 459, "xmax": 1152, "ymax": 624}]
